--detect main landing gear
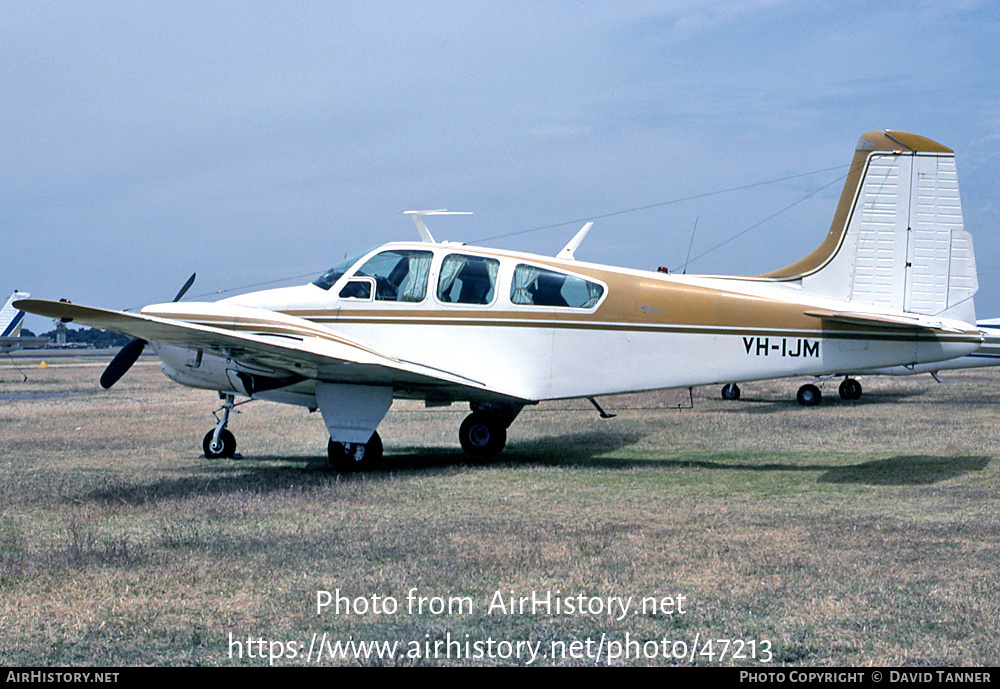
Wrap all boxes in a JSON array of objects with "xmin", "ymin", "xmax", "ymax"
[
  {"xmin": 838, "ymin": 377, "xmax": 863, "ymax": 400},
  {"xmin": 328, "ymin": 431, "xmax": 383, "ymax": 472},
  {"xmin": 721, "ymin": 383, "xmax": 741, "ymax": 400},
  {"xmin": 796, "ymin": 383, "xmax": 822, "ymax": 406},
  {"xmin": 795, "ymin": 376, "xmax": 862, "ymax": 406},
  {"xmin": 324, "ymin": 402, "xmax": 519, "ymax": 473},
  {"xmin": 459, "ymin": 413, "xmax": 507, "ymax": 456},
  {"xmin": 459, "ymin": 402, "xmax": 522, "ymax": 458}
]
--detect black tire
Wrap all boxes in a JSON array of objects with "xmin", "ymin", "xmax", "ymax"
[
  {"xmin": 328, "ymin": 431, "xmax": 383, "ymax": 472},
  {"xmin": 203, "ymin": 428, "xmax": 236, "ymax": 459},
  {"xmin": 839, "ymin": 377, "xmax": 862, "ymax": 400},
  {"xmin": 459, "ymin": 413, "xmax": 507, "ymax": 457},
  {"xmin": 796, "ymin": 384, "xmax": 822, "ymax": 407},
  {"xmin": 721, "ymin": 383, "xmax": 741, "ymax": 400}
]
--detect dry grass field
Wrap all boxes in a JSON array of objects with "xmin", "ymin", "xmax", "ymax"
[{"xmin": 1, "ymin": 354, "xmax": 998, "ymax": 666}]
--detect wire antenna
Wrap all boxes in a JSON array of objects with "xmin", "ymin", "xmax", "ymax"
[{"xmin": 682, "ymin": 217, "xmax": 698, "ymax": 275}]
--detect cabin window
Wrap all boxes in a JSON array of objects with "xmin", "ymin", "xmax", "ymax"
[
  {"xmin": 510, "ymin": 264, "xmax": 604, "ymax": 308},
  {"xmin": 351, "ymin": 250, "xmax": 433, "ymax": 302},
  {"xmin": 338, "ymin": 277, "xmax": 373, "ymax": 300},
  {"xmin": 437, "ymin": 254, "xmax": 500, "ymax": 305}
]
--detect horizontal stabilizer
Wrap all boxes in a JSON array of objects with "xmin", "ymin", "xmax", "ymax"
[{"xmin": 803, "ymin": 308, "xmax": 970, "ymax": 333}]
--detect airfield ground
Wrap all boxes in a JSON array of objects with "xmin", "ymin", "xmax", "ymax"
[{"xmin": 1, "ymin": 356, "xmax": 998, "ymax": 666}]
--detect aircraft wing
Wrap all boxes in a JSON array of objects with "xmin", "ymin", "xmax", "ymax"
[
  {"xmin": 14, "ymin": 298, "xmax": 523, "ymax": 402},
  {"xmin": 0, "ymin": 336, "xmax": 49, "ymax": 350}
]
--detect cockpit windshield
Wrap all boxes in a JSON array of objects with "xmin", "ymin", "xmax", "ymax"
[{"xmin": 312, "ymin": 249, "xmax": 372, "ymax": 291}]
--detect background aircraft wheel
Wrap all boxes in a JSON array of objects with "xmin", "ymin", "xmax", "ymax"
[
  {"xmin": 721, "ymin": 383, "xmax": 741, "ymax": 400},
  {"xmin": 328, "ymin": 431, "xmax": 383, "ymax": 472},
  {"xmin": 796, "ymin": 384, "xmax": 822, "ymax": 407},
  {"xmin": 459, "ymin": 413, "xmax": 507, "ymax": 457},
  {"xmin": 203, "ymin": 428, "xmax": 236, "ymax": 459},
  {"xmin": 839, "ymin": 377, "xmax": 862, "ymax": 400}
]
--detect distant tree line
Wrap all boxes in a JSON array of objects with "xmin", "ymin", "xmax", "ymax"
[{"xmin": 23, "ymin": 326, "xmax": 131, "ymax": 349}]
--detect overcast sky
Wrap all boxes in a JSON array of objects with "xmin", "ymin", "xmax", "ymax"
[{"xmin": 3, "ymin": 1, "xmax": 998, "ymax": 331}]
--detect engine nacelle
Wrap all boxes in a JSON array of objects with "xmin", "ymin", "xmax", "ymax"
[
  {"xmin": 157, "ymin": 344, "xmax": 243, "ymax": 393},
  {"xmin": 156, "ymin": 343, "xmax": 306, "ymax": 398}
]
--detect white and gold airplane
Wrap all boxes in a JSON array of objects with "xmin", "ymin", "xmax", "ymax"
[{"xmin": 17, "ymin": 131, "xmax": 982, "ymax": 470}]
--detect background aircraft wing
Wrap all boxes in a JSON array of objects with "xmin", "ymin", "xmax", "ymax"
[{"xmin": 14, "ymin": 298, "xmax": 522, "ymax": 402}]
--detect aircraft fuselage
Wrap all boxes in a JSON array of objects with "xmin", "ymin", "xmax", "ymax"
[{"xmin": 151, "ymin": 241, "xmax": 980, "ymax": 407}]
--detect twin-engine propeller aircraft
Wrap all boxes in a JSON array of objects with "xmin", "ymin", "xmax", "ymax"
[{"xmin": 17, "ymin": 131, "xmax": 982, "ymax": 471}]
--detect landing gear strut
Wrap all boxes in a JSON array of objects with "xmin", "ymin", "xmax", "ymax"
[{"xmin": 204, "ymin": 393, "xmax": 239, "ymax": 459}]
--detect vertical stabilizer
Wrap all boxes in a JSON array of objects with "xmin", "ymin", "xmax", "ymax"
[
  {"xmin": 762, "ymin": 131, "xmax": 977, "ymax": 324},
  {"xmin": 1, "ymin": 291, "xmax": 29, "ymax": 337}
]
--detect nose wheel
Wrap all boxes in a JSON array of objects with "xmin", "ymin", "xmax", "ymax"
[
  {"xmin": 203, "ymin": 393, "xmax": 240, "ymax": 459},
  {"xmin": 203, "ymin": 428, "xmax": 237, "ymax": 459}
]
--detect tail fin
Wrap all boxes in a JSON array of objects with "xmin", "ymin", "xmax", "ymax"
[
  {"xmin": 763, "ymin": 131, "xmax": 977, "ymax": 324},
  {"xmin": 1, "ymin": 291, "xmax": 29, "ymax": 338}
]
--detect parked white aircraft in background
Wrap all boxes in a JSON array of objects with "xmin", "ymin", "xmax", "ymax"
[
  {"xmin": 859, "ymin": 316, "xmax": 1000, "ymax": 386},
  {"xmin": 17, "ymin": 131, "xmax": 982, "ymax": 470},
  {"xmin": 0, "ymin": 292, "xmax": 49, "ymax": 353}
]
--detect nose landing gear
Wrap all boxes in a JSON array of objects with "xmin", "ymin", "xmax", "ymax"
[{"xmin": 203, "ymin": 393, "xmax": 241, "ymax": 459}]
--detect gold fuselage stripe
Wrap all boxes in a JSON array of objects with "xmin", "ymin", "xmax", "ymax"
[{"xmin": 169, "ymin": 312, "xmax": 976, "ymax": 346}]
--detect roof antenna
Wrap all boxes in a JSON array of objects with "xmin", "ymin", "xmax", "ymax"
[
  {"xmin": 557, "ymin": 222, "xmax": 594, "ymax": 260},
  {"xmin": 404, "ymin": 210, "xmax": 472, "ymax": 243}
]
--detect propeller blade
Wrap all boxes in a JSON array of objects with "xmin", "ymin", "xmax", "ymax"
[
  {"xmin": 172, "ymin": 273, "xmax": 196, "ymax": 302},
  {"xmin": 100, "ymin": 274, "xmax": 190, "ymax": 390},
  {"xmin": 100, "ymin": 337, "xmax": 147, "ymax": 389}
]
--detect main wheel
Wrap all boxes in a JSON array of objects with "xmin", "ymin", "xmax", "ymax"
[
  {"xmin": 328, "ymin": 431, "xmax": 383, "ymax": 472},
  {"xmin": 721, "ymin": 383, "xmax": 741, "ymax": 400},
  {"xmin": 839, "ymin": 377, "xmax": 862, "ymax": 400},
  {"xmin": 459, "ymin": 413, "xmax": 507, "ymax": 457},
  {"xmin": 203, "ymin": 428, "xmax": 236, "ymax": 459},
  {"xmin": 796, "ymin": 384, "xmax": 822, "ymax": 407}
]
